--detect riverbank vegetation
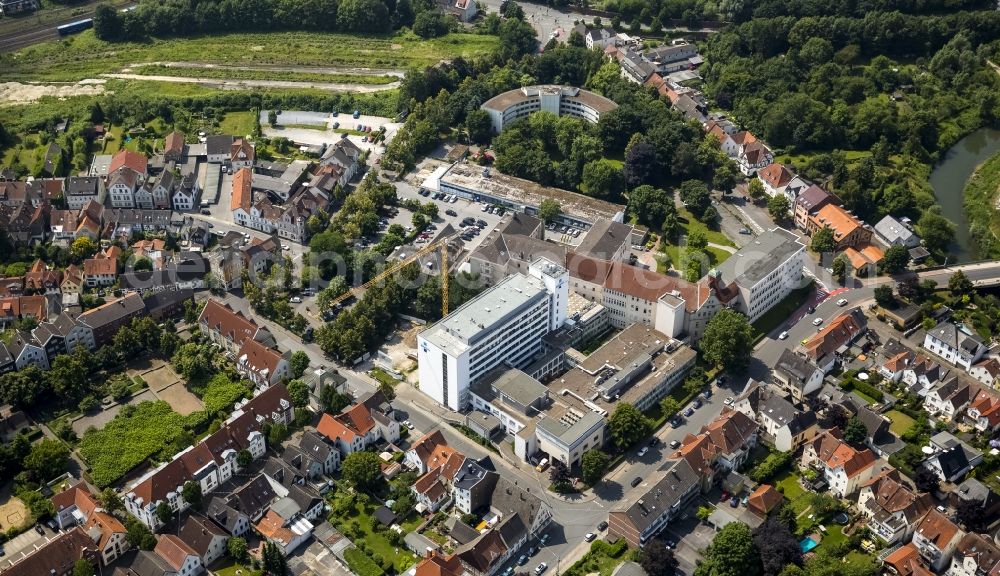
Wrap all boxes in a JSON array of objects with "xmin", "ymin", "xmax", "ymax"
[
  {"xmin": 963, "ymin": 150, "xmax": 1000, "ymax": 258},
  {"xmin": 700, "ymin": 4, "xmax": 1000, "ymax": 261}
]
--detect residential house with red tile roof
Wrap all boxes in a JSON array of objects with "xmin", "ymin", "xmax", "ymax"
[
  {"xmin": 163, "ymin": 131, "xmax": 185, "ymax": 163},
  {"xmin": 415, "ymin": 551, "xmax": 465, "ymax": 576},
  {"xmin": 857, "ymin": 468, "xmax": 933, "ymax": 544},
  {"xmin": 154, "ymin": 533, "xmax": 204, "ymax": 576},
  {"xmin": 807, "ymin": 203, "xmax": 873, "ymax": 250},
  {"xmin": 406, "ymin": 430, "xmax": 459, "ymax": 474},
  {"xmin": 969, "ymin": 357, "xmax": 1000, "ymax": 388},
  {"xmin": 1, "ymin": 526, "xmax": 101, "ymax": 576},
  {"xmin": 231, "ymin": 167, "xmax": 253, "ymax": 228},
  {"xmin": 912, "ymin": 509, "xmax": 964, "ymax": 571},
  {"xmin": 197, "ymin": 298, "xmax": 272, "ymax": 355},
  {"xmin": 230, "ymin": 137, "xmax": 255, "ymax": 169},
  {"xmin": 0, "ymin": 294, "xmax": 47, "ymax": 326},
  {"xmin": 966, "ymin": 388, "xmax": 1000, "ymax": 432},
  {"xmin": 802, "ymin": 307, "xmax": 868, "ymax": 363},
  {"xmin": 235, "ymin": 338, "xmax": 291, "ymax": 389},
  {"xmin": 884, "ymin": 543, "xmax": 934, "ymax": 576},
  {"xmin": 124, "ymin": 384, "xmax": 294, "ymax": 530},
  {"xmin": 746, "ymin": 484, "xmax": 782, "ymax": 518},
  {"xmin": 177, "ymin": 515, "xmax": 228, "ymax": 567},
  {"xmin": 801, "ymin": 428, "xmax": 881, "ymax": 497},
  {"xmin": 756, "ymin": 163, "xmax": 795, "ymax": 201},
  {"xmin": 948, "ymin": 533, "xmax": 1000, "ymax": 576},
  {"xmin": 83, "ymin": 246, "xmax": 120, "ymax": 287},
  {"xmin": 106, "ymin": 150, "xmax": 149, "ymax": 208},
  {"xmin": 315, "ymin": 391, "xmax": 399, "ymax": 460}
]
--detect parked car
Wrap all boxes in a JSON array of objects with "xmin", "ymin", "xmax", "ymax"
[
  {"xmin": 648, "ymin": 437, "xmax": 658, "ymax": 446},
  {"xmin": 446, "ymin": 209, "xmax": 458, "ymax": 216},
  {"xmin": 807, "ymin": 306, "xmax": 816, "ymax": 314},
  {"xmin": 730, "ymin": 497, "xmax": 739, "ymax": 508},
  {"xmin": 585, "ymin": 533, "xmax": 596, "ymax": 542},
  {"xmin": 631, "ymin": 477, "xmax": 642, "ymax": 487},
  {"xmin": 669, "ymin": 416, "xmax": 683, "ymax": 428},
  {"xmin": 34, "ymin": 525, "xmax": 45, "ymax": 535},
  {"xmin": 664, "ymin": 540, "xmax": 676, "ymax": 549},
  {"xmin": 289, "ymin": 296, "xmax": 302, "ymax": 303},
  {"xmin": 693, "ymin": 398, "xmax": 702, "ymax": 408},
  {"xmin": 597, "ymin": 521, "xmax": 609, "ymax": 531},
  {"xmin": 812, "ymin": 317, "xmax": 824, "ymax": 326},
  {"xmin": 517, "ymin": 555, "xmax": 528, "ymax": 566},
  {"xmin": 683, "ymin": 407, "xmax": 694, "ymax": 417},
  {"xmin": 739, "ymin": 228, "xmax": 751, "ymax": 234},
  {"xmin": 637, "ymin": 447, "xmax": 648, "ymax": 457},
  {"xmin": 778, "ymin": 331, "xmax": 788, "ymax": 340},
  {"xmin": 724, "ymin": 396, "xmax": 734, "ymax": 406},
  {"xmin": 837, "ymin": 298, "xmax": 849, "ymax": 306},
  {"xmin": 536, "ymin": 563, "xmax": 548, "ymax": 575},
  {"xmin": 669, "ymin": 440, "xmax": 680, "ymax": 449},
  {"xmin": 539, "ymin": 533, "xmax": 550, "ymax": 546}
]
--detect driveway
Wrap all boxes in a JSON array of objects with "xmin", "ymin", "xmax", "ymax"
[{"xmin": 0, "ymin": 525, "xmax": 50, "ymax": 569}]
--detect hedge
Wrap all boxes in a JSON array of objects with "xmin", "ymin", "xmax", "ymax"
[
  {"xmin": 748, "ymin": 450, "xmax": 793, "ymax": 483},
  {"xmin": 344, "ymin": 547, "xmax": 385, "ymax": 576},
  {"xmin": 843, "ymin": 379, "xmax": 884, "ymax": 402}
]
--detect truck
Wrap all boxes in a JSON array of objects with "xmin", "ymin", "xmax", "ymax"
[{"xmin": 535, "ymin": 458, "xmax": 549, "ymax": 472}]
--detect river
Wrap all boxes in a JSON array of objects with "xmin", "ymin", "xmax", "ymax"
[{"xmin": 929, "ymin": 128, "xmax": 1000, "ymax": 262}]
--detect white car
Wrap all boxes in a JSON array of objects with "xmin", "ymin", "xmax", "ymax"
[
  {"xmin": 282, "ymin": 244, "xmax": 290, "ymax": 251},
  {"xmin": 585, "ymin": 533, "xmax": 596, "ymax": 542},
  {"xmin": 637, "ymin": 447, "xmax": 648, "ymax": 457},
  {"xmin": 812, "ymin": 317, "xmax": 824, "ymax": 326},
  {"xmin": 535, "ymin": 563, "xmax": 548, "ymax": 575},
  {"xmin": 778, "ymin": 331, "xmax": 788, "ymax": 340},
  {"xmin": 724, "ymin": 396, "xmax": 734, "ymax": 406},
  {"xmin": 289, "ymin": 296, "xmax": 302, "ymax": 304},
  {"xmin": 837, "ymin": 298, "xmax": 849, "ymax": 306}
]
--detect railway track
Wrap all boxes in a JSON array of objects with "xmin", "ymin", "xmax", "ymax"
[{"xmin": 0, "ymin": 2, "xmax": 134, "ymax": 53}]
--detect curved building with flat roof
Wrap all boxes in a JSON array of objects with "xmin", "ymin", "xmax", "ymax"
[{"xmin": 481, "ymin": 85, "xmax": 618, "ymax": 133}]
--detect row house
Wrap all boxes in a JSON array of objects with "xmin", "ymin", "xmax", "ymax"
[
  {"xmin": 50, "ymin": 483, "xmax": 130, "ymax": 565},
  {"xmin": 969, "ymin": 357, "xmax": 1000, "ymax": 388},
  {"xmin": 197, "ymin": 298, "xmax": 274, "ymax": 355},
  {"xmin": 83, "ymin": 245, "xmax": 121, "ymax": 287},
  {"xmin": 772, "ymin": 348, "xmax": 824, "ymax": 400},
  {"xmin": 885, "ymin": 543, "xmax": 935, "ymax": 576},
  {"xmin": 206, "ymin": 135, "xmax": 255, "ymax": 167},
  {"xmin": 32, "ymin": 310, "xmax": 94, "ymax": 361},
  {"xmin": 801, "ymin": 428, "xmax": 881, "ymax": 498},
  {"xmin": 732, "ymin": 380, "xmax": 818, "ymax": 452},
  {"xmin": 106, "ymin": 150, "xmax": 149, "ymax": 208},
  {"xmin": 171, "ymin": 173, "xmax": 200, "ymax": 211},
  {"xmin": 0, "ymin": 294, "xmax": 47, "ymax": 326},
  {"xmin": 292, "ymin": 431, "xmax": 342, "ymax": 477},
  {"xmin": 123, "ymin": 384, "xmax": 294, "ymax": 530},
  {"xmin": 1, "ymin": 525, "xmax": 101, "ymax": 576},
  {"xmin": 924, "ymin": 320, "xmax": 988, "ymax": 371},
  {"xmin": 923, "ymin": 431, "xmax": 982, "ymax": 483},
  {"xmin": 65, "ymin": 176, "xmax": 105, "ymax": 210},
  {"xmin": 315, "ymin": 391, "xmax": 400, "ymax": 460},
  {"xmin": 757, "ymin": 163, "xmax": 795, "ymax": 204},
  {"xmin": 948, "ymin": 533, "xmax": 1000, "ymax": 576},
  {"xmin": 802, "ymin": 307, "xmax": 868, "ymax": 364},
  {"xmin": 315, "ymin": 139, "xmax": 362, "ymax": 187},
  {"xmin": 609, "ymin": 410, "xmax": 758, "ymax": 547},
  {"xmin": 912, "ymin": 509, "xmax": 964, "ymax": 572},
  {"xmin": 806, "ymin": 203, "xmax": 873, "ymax": 251},
  {"xmin": 60, "ymin": 265, "xmax": 82, "ymax": 295},
  {"xmin": 9, "ymin": 329, "xmax": 50, "ymax": 369},
  {"xmin": 857, "ymin": 468, "xmax": 933, "ymax": 544},
  {"xmin": 176, "ymin": 515, "xmax": 229, "ymax": 568},
  {"xmin": 0, "ymin": 202, "xmax": 46, "ymax": 246},
  {"xmin": 707, "ymin": 122, "xmax": 773, "ymax": 176},
  {"xmin": 793, "ymin": 184, "xmax": 839, "ymax": 232},
  {"xmin": 235, "ymin": 338, "xmax": 291, "ymax": 389}
]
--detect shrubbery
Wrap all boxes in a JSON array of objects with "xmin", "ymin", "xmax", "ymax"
[
  {"xmin": 344, "ymin": 546, "xmax": 385, "ymax": 576},
  {"xmin": 748, "ymin": 450, "xmax": 793, "ymax": 483}
]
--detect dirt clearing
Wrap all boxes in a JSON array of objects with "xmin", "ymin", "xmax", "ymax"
[{"xmin": 0, "ymin": 80, "xmax": 107, "ymax": 105}]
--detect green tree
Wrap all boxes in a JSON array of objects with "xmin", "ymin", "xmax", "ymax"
[
  {"xmin": 700, "ymin": 309, "xmax": 754, "ymax": 372},
  {"xmin": 809, "ymin": 227, "xmax": 836, "ymax": 253},
  {"xmin": 70, "ymin": 237, "xmax": 97, "ymax": 261},
  {"xmin": 320, "ymin": 384, "xmax": 352, "ymax": 413},
  {"xmin": 337, "ymin": 0, "xmax": 390, "ymax": 32},
  {"xmin": 100, "ymin": 488, "xmax": 123, "ymax": 513},
  {"xmin": 268, "ymin": 423, "xmax": 289, "ymax": 447},
  {"xmin": 767, "ymin": 194, "xmax": 791, "ymax": 220},
  {"xmin": 874, "ymin": 284, "xmax": 895, "ymax": 307},
  {"xmin": 917, "ymin": 208, "xmax": 955, "ymax": 255},
  {"xmin": 126, "ymin": 517, "xmax": 156, "ymax": 550},
  {"xmin": 498, "ymin": 18, "xmax": 539, "ymax": 60},
  {"xmin": 949, "ymin": 270, "xmax": 973, "ymax": 293},
  {"xmin": 73, "ymin": 558, "xmax": 94, "ymax": 576},
  {"xmin": 843, "ymin": 417, "xmax": 867, "ymax": 447},
  {"xmin": 182, "ymin": 480, "xmax": 202, "ymax": 509},
  {"xmin": 155, "ymin": 501, "xmax": 173, "ymax": 525},
  {"xmin": 287, "ymin": 379, "xmax": 310, "ymax": 407},
  {"xmin": 538, "ymin": 199, "xmax": 562, "ymax": 222},
  {"xmin": 466, "ymin": 109, "xmax": 493, "ymax": 144},
  {"xmin": 608, "ymin": 403, "xmax": 651, "ymax": 450},
  {"xmin": 640, "ymin": 538, "xmax": 679, "ymax": 576},
  {"xmin": 268, "ymin": 110, "xmax": 278, "ymax": 127},
  {"xmin": 228, "ymin": 536, "xmax": 249, "ymax": 561},
  {"xmin": 92, "ymin": 3, "xmax": 123, "ymax": 40},
  {"xmin": 747, "ymin": 178, "xmax": 766, "ymax": 201},
  {"xmin": 659, "ymin": 397, "xmax": 680, "ymax": 417},
  {"xmin": 108, "ymin": 374, "xmax": 132, "ymax": 401},
  {"xmin": 342, "ymin": 451, "xmax": 382, "ymax": 491},
  {"xmin": 687, "ymin": 230, "xmax": 708, "ymax": 250},
  {"xmin": 832, "ymin": 253, "xmax": 850, "ymax": 281},
  {"xmin": 880, "ymin": 244, "xmax": 910, "ymax": 274},
  {"xmin": 580, "ymin": 450, "xmax": 609, "ymax": 485},
  {"xmin": 627, "ymin": 184, "xmax": 674, "ymax": 228},
  {"xmin": 23, "ymin": 439, "xmax": 69, "ymax": 481},
  {"xmin": 236, "ymin": 449, "xmax": 252, "ymax": 469},
  {"xmin": 582, "ymin": 160, "xmax": 623, "ymax": 198},
  {"xmin": 679, "ymin": 180, "xmax": 711, "ymax": 217},
  {"xmin": 171, "ymin": 343, "xmax": 212, "ymax": 381},
  {"xmin": 289, "ymin": 351, "xmax": 310, "ymax": 379},
  {"xmin": 696, "ymin": 522, "xmax": 761, "ymax": 576}
]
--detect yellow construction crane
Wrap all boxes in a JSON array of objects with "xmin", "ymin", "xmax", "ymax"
[{"xmin": 328, "ymin": 235, "xmax": 454, "ymax": 315}]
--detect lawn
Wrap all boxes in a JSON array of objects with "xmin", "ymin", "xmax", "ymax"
[
  {"xmin": 0, "ymin": 133, "xmax": 44, "ymax": 169},
  {"xmin": 562, "ymin": 539, "xmax": 634, "ymax": 576},
  {"xmin": 4, "ymin": 30, "xmax": 498, "ymax": 82},
  {"xmin": 219, "ymin": 112, "xmax": 257, "ymax": 138},
  {"xmin": 328, "ymin": 491, "xmax": 420, "ymax": 573},
  {"xmin": 677, "ymin": 204, "xmax": 735, "ymax": 247},
  {"xmin": 213, "ymin": 561, "xmax": 262, "ymax": 576},
  {"xmin": 885, "ymin": 409, "xmax": 917, "ymax": 436},
  {"xmin": 78, "ymin": 400, "xmax": 186, "ymax": 487},
  {"xmin": 752, "ymin": 283, "xmax": 815, "ymax": 340}
]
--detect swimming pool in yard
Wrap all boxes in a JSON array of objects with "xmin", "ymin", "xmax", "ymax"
[{"xmin": 800, "ymin": 537, "xmax": 819, "ymax": 553}]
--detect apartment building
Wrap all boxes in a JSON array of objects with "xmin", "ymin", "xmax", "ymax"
[
  {"xmin": 923, "ymin": 320, "xmax": 988, "ymax": 371},
  {"xmin": 715, "ymin": 228, "xmax": 805, "ymax": 323},
  {"xmin": 857, "ymin": 469, "xmax": 933, "ymax": 544},
  {"xmin": 801, "ymin": 428, "xmax": 881, "ymax": 497},
  {"xmin": 417, "ymin": 258, "xmax": 567, "ymax": 411}
]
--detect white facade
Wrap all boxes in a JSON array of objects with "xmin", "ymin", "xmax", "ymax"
[
  {"xmin": 923, "ymin": 322, "xmax": 987, "ymax": 371},
  {"xmin": 481, "ymin": 85, "xmax": 618, "ymax": 134},
  {"xmin": 717, "ymin": 229, "xmax": 805, "ymax": 323},
  {"xmin": 417, "ymin": 259, "xmax": 567, "ymax": 411}
]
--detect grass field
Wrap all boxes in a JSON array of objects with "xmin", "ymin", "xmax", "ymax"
[
  {"xmin": 219, "ymin": 112, "xmax": 257, "ymax": 138},
  {"xmin": 752, "ymin": 283, "xmax": 814, "ymax": 340},
  {"xmin": 885, "ymin": 409, "xmax": 917, "ymax": 436},
  {"xmin": 3, "ymin": 30, "xmax": 498, "ymax": 82},
  {"xmin": 329, "ymin": 492, "xmax": 421, "ymax": 573},
  {"xmin": 132, "ymin": 64, "xmax": 399, "ymax": 85}
]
